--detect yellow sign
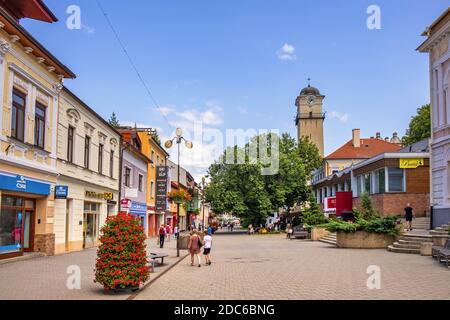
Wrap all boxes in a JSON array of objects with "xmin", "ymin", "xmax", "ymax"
[
  {"xmin": 399, "ymin": 158, "xmax": 424, "ymax": 169},
  {"xmin": 104, "ymin": 192, "xmax": 113, "ymax": 200}
]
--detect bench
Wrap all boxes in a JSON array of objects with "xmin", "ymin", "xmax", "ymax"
[
  {"xmin": 291, "ymin": 226, "xmax": 309, "ymax": 240},
  {"xmin": 150, "ymin": 252, "xmax": 169, "ymax": 265},
  {"xmin": 432, "ymin": 239, "xmax": 450, "ymax": 259}
]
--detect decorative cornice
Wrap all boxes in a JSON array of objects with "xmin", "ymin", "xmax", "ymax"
[
  {"xmin": 36, "ymin": 57, "xmax": 45, "ymax": 64},
  {"xmin": 9, "ymin": 35, "xmax": 20, "ymax": 43},
  {"xmin": 53, "ymin": 82, "xmax": 63, "ymax": 94},
  {"xmin": 23, "ymin": 47, "xmax": 33, "ymax": 54}
]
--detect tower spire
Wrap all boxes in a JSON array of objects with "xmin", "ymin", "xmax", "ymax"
[{"xmin": 307, "ymin": 77, "xmax": 311, "ymax": 87}]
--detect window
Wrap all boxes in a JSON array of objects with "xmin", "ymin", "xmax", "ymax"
[
  {"xmin": 98, "ymin": 144, "xmax": 104, "ymax": 174},
  {"xmin": 109, "ymin": 150, "xmax": 114, "ymax": 178},
  {"xmin": 11, "ymin": 90, "xmax": 26, "ymax": 141},
  {"xmin": 356, "ymin": 176, "xmax": 362, "ymax": 196},
  {"xmin": 84, "ymin": 136, "xmax": 91, "ymax": 169},
  {"xmin": 67, "ymin": 126, "xmax": 74, "ymax": 163},
  {"xmin": 151, "ymin": 150, "xmax": 155, "ymax": 163},
  {"xmin": 150, "ymin": 181, "xmax": 154, "ymax": 198},
  {"xmin": 138, "ymin": 174, "xmax": 143, "ymax": 192},
  {"xmin": 124, "ymin": 167, "xmax": 131, "ymax": 187},
  {"xmin": 156, "ymin": 155, "xmax": 160, "ymax": 165},
  {"xmin": 388, "ymin": 168, "xmax": 404, "ymax": 192},
  {"xmin": 374, "ymin": 169, "xmax": 385, "ymax": 194},
  {"xmin": 34, "ymin": 103, "xmax": 45, "ymax": 148},
  {"xmin": 364, "ymin": 174, "xmax": 371, "ymax": 194}
]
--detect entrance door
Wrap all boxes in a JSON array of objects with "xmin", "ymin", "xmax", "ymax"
[
  {"xmin": 83, "ymin": 213, "xmax": 96, "ymax": 248},
  {"xmin": 23, "ymin": 210, "xmax": 34, "ymax": 252}
]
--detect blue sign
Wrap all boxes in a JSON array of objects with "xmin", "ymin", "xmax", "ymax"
[
  {"xmin": 130, "ymin": 201, "xmax": 147, "ymax": 216},
  {"xmin": 54, "ymin": 185, "xmax": 68, "ymax": 199},
  {"xmin": 0, "ymin": 173, "xmax": 51, "ymax": 195}
]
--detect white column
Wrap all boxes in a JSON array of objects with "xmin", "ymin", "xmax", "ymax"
[{"xmin": 0, "ymin": 39, "xmax": 10, "ymax": 140}]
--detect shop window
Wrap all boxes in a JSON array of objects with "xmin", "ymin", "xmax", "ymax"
[
  {"xmin": 374, "ymin": 169, "xmax": 385, "ymax": 194},
  {"xmin": 364, "ymin": 174, "xmax": 371, "ymax": 194},
  {"xmin": 11, "ymin": 90, "xmax": 26, "ymax": 142},
  {"xmin": 356, "ymin": 176, "xmax": 362, "ymax": 196},
  {"xmin": 388, "ymin": 168, "xmax": 404, "ymax": 192},
  {"xmin": 34, "ymin": 103, "xmax": 46, "ymax": 148},
  {"xmin": 67, "ymin": 126, "xmax": 74, "ymax": 163}
]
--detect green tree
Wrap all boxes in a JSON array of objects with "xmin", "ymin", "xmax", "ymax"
[
  {"xmin": 402, "ymin": 104, "xmax": 431, "ymax": 146},
  {"xmin": 358, "ymin": 192, "xmax": 378, "ymax": 220},
  {"xmin": 205, "ymin": 132, "xmax": 322, "ymax": 227},
  {"xmin": 108, "ymin": 112, "xmax": 120, "ymax": 128}
]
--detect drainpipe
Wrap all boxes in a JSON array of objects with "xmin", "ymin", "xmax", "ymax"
[{"xmin": 118, "ymin": 137, "xmax": 124, "ymax": 213}]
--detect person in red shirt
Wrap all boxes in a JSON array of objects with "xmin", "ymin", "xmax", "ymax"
[
  {"xmin": 159, "ymin": 224, "xmax": 166, "ymax": 248},
  {"xmin": 165, "ymin": 224, "xmax": 171, "ymax": 242}
]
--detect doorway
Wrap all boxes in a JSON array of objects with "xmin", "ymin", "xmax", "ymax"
[{"xmin": 83, "ymin": 202, "xmax": 99, "ymax": 249}]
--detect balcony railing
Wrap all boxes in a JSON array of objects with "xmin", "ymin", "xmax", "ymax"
[{"xmin": 295, "ymin": 112, "xmax": 326, "ymax": 125}]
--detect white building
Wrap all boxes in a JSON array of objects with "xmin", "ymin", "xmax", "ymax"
[{"xmin": 418, "ymin": 8, "xmax": 450, "ymax": 228}]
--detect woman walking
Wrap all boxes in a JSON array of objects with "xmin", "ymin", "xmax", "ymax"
[
  {"xmin": 188, "ymin": 231, "xmax": 202, "ymax": 267},
  {"xmin": 203, "ymin": 230, "xmax": 212, "ymax": 265}
]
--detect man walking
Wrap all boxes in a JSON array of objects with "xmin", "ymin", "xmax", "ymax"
[
  {"xmin": 404, "ymin": 203, "xmax": 415, "ymax": 231},
  {"xmin": 159, "ymin": 224, "xmax": 166, "ymax": 248}
]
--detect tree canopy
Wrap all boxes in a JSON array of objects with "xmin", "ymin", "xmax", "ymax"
[
  {"xmin": 402, "ymin": 104, "xmax": 430, "ymax": 146},
  {"xmin": 108, "ymin": 112, "xmax": 120, "ymax": 128},
  {"xmin": 204, "ymin": 132, "xmax": 322, "ymax": 226}
]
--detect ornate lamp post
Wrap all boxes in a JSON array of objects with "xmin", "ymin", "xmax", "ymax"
[
  {"xmin": 200, "ymin": 176, "xmax": 208, "ymax": 229},
  {"xmin": 164, "ymin": 128, "xmax": 193, "ymax": 257}
]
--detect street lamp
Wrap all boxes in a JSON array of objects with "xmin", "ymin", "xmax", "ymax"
[
  {"xmin": 200, "ymin": 176, "xmax": 208, "ymax": 229},
  {"xmin": 164, "ymin": 128, "xmax": 193, "ymax": 257}
]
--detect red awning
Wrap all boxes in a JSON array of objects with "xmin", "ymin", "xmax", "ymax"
[{"xmin": 3, "ymin": 0, "xmax": 58, "ymax": 23}]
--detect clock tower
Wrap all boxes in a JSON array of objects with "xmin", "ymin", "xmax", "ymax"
[{"xmin": 295, "ymin": 81, "xmax": 325, "ymax": 157}]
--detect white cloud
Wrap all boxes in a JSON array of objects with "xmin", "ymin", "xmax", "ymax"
[
  {"xmin": 277, "ymin": 43, "xmax": 297, "ymax": 61},
  {"xmin": 328, "ymin": 111, "xmax": 349, "ymax": 123},
  {"xmin": 237, "ymin": 106, "xmax": 248, "ymax": 114}
]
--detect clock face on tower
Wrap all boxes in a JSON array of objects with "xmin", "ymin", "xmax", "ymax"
[{"xmin": 307, "ymin": 95, "xmax": 315, "ymax": 106}]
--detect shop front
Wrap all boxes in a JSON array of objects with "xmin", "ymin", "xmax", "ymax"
[
  {"xmin": 0, "ymin": 172, "xmax": 52, "ymax": 259},
  {"xmin": 130, "ymin": 201, "xmax": 147, "ymax": 234}
]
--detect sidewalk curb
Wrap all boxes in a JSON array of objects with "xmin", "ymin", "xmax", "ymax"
[{"xmin": 127, "ymin": 252, "xmax": 189, "ymax": 300}]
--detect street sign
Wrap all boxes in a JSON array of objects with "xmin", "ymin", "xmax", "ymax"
[
  {"xmin": 54, "ymin": 185, "xmax": 68, "ymax": 199},
  {"xmin": 156, "ymin": 166, "xmax": 168, "ymax": 211}
]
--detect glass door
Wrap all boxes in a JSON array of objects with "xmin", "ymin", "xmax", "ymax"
[{"xmin": 23, "ymin": 211, "xmax": 33, "ymax": 252}]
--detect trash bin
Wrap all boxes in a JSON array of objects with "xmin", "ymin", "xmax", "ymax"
[{"xmin": 177, "ymin": 231, "xmax": 204, "ymax": 250}]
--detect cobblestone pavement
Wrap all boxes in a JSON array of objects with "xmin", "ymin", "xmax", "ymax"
[
  {"xmin": 135, "ymin": 233, "xmax": 450, "ymax": 300},
  {"xmin": 0, "ymin": 236, "xmax": 183, "ymax": 300}
]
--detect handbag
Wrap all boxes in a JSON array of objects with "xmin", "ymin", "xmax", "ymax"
[{"xmin": 197, "ymin": 235, "xmax": 202, "ymax": 248}]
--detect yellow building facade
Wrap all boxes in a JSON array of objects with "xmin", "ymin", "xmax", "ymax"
[
  {"xmin": 0, "ymin": 4, "xmax": 75, "ymax": 258},
  {"xmin": 136, "ymin": 130, "xmax": 169, "ymax": 237}
]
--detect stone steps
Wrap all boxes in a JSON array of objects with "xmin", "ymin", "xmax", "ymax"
[
  {"xmin": 318, "ymin": 233, "xmax": 337, "ymax": 246},
  {"xmin": 387, "ymin": 245, "xmax": 421, "ymax": 254}
]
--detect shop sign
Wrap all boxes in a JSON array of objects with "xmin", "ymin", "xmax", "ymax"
[
  {"xmin": 399, "ymin": 158, "xmax": 424, "ymax": 169},
  {"xmin": 85, "ymin": 190, "xmax": 114, "ymax": 200},
  {"xmin": 324, "ymin": 197, "xmax": 336, "ymax": 213},
  {"xmin": 0, "ymin": 173, "xmax": 50, "ymax": 195},
  {"xmin": 130, "ymin": 201, "xmax": 147, "ymax": 215},
  {"xmin": 54, "ymin": 185, "xmax": 68, "ymax": 199},
  {"xmin": 156, "ymin": 166, "xmax": 168, "ymax": 211}
]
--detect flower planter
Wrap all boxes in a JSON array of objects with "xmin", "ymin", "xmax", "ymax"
[{"xmin": 336, "ymin": 231, "xmax": 394, "ymax": 249}]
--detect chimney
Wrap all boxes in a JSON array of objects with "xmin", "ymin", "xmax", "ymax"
[
  {"xmin": 376, "ymin": 132, "xmax": 381, "ymax": 139},
  {"xmin": 352, "ymin": 129, "xmax": 361, "ymax": 148}
]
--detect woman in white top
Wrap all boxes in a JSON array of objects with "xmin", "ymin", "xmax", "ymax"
[{"xmin": 203, "ymin": 230, "xmax": 213, "ymax": 266}]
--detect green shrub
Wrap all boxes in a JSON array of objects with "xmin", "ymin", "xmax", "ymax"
[{"xmin": 320, "ymin": 215, "xmax": 400, "ymax": 236}]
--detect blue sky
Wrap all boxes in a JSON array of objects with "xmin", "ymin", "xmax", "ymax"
[{"xmin": 23, "ymin": 0, "xmax": 449, "ymax": 179}]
